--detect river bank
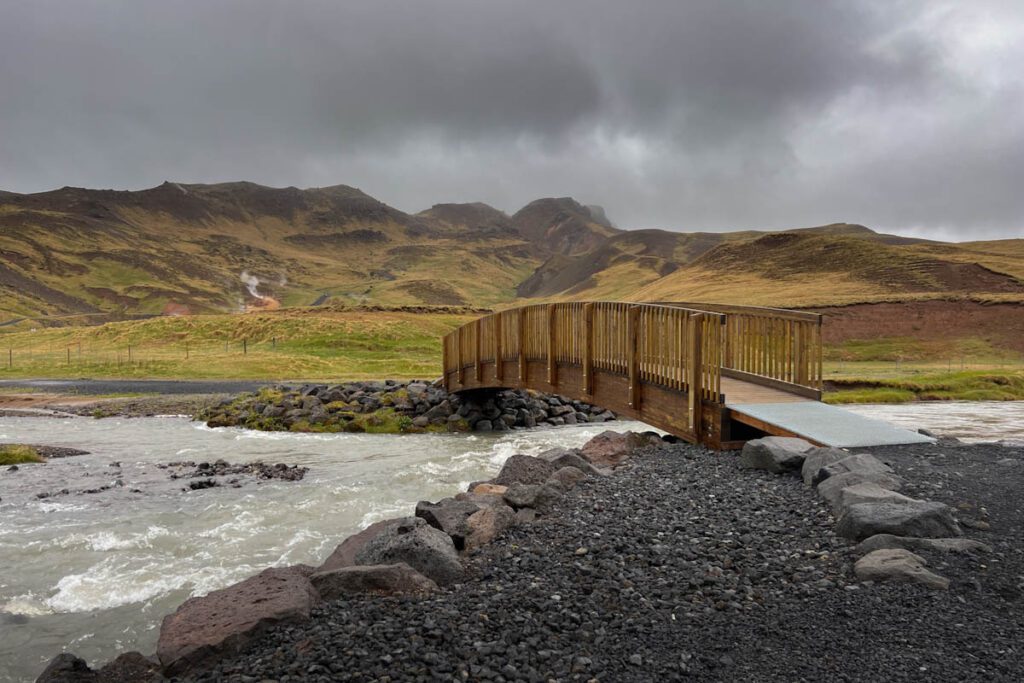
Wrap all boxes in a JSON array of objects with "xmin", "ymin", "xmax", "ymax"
[{"xmin": 186, "ymin": 437, "xmax": 1023, "ymax": 682}]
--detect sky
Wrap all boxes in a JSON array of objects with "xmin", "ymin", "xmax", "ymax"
[{"xmin": 1, "ymin": 1, "xmax": 1022, "ymax": 240}]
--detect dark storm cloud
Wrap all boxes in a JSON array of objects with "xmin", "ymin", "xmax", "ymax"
[{"xmin": 0, "ymin": 0, "xmax": 1021, "ymax": 238}]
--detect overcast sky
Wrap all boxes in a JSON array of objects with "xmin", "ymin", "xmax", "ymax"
[{"xmin": 1, "ymin": 1, "xmax": 1022, "ymax": 239}]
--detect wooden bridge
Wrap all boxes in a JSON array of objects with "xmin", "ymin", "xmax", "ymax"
[{"xmin": 441, "ymin": 302, "xmax": 932, "ymax": 449}]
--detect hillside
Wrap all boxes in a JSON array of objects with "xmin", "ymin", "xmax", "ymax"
[{"xmin": 2, "ymin": 181, "xmax": 1022, "ymax": 326}]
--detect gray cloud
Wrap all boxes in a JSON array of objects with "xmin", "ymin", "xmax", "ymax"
[{"xmin": 0, "ymin": 0, "xmax": 1021, "ymax": 238}]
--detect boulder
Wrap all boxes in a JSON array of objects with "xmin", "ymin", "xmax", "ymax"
[
  {"xmin": 801, "ymin": 447, "xmax": 849, "ymax": 486},
  {"xmin": 817, "ymin": 471, "xmax": 905, "ymax": 511},
  {"xmin": 157, "ymin": 566, "xmax": 320, "ymax": 676},
  {"xmin": 537, "ymin": 448, "xmax": 604, "ymax": 476},
  {"xmin": 828, "ymin": 482, "xmax": 920, "ymax": 515},
  {"xmin": 854, "ymin": 549, "xmax": 949, "ymax": 590},
  {"xmin": 470, "ymin": 483, "xmax": 508, "ymax": 496},
  {"xmin": 740, "ymin": 437, "xmax": 815, "ymax": 473},
  {"xmin": 579, "ymin": 431, "xmax": 653, "ymax": 468},
  {"xmin": 547, "ymin": 466, "xmax": 586, "ymax": 490},
  {"xmin": 836, "ymin": 501, "xmax": 962, "ymax": 541},
  {"xmin": 354, "ymin": 517, "xmax": 463, "ymax": 586},
  {"xmin": 813, "ymin": 453, "xmax": 893, "ymax": 486},
  {"xmin": 491, "ymin": 454, "xmax": 557, "ymax": 486},
  {"xmin": 310, "ymin": 563, "xmax": 438, "ymax": 599},
  {"xmin": 318, "ymin": 518, "xmax": 396, "ymax": 573},
  {"xmin": 464, "ymin": 504, "xmax": 517, "ymax": 550},
  {"xmin": 415, "ymin": 498, "xmax": 482, "ymax": 549},
  {"xmin": 96, "ymin": 652, "xmax": 164, "ymax": 682},
  {"xmin": 36, "ymin": 654, "xmax": 97, "ymax": 683},
  {"xmin": 854, "ymin": 534, "xmax": 992, "ymax": 557},
  {"xmin": 422, "ymin": 400, "xmax": 452, "ymax": 423},
  {"xmin": 503, "ymin": 483, "xmax": 563, "ymax": 512}
]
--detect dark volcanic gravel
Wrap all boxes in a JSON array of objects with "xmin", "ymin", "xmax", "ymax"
[{"xmin": 194, "ymin": 441, "xmax": 1024, "ymax": 682}]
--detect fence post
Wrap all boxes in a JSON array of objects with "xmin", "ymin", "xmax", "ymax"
[
  {"xmin": 442, "ymin": 336, "xmax": 450, "ymax": 392},
  {"xmin": 518, "ymin": 308, "xmax": 526, "ymax": 383},
  {"xmin": 243, "ymin": 339, "xmax": 248, "ymax": 355},
  {"xmin": 457, "ymin": 326, "xmax": 464, "ymax": 386},
  {"xmin": 627, "ymin": 305, "xmax": 640, "ymax": 409},
  {"xmin": 7, "ymin": 348, "xmax": 11, "ymax": 369},
  {"xmin": 474, "ymin": 318, "xmax": 482, "ymax": 382},
  {"xmin": 687, "ymin": 313, "xmax": 704, "ymax": 436},
  {"xmin": 547, "ymin": 304, "xmax": 558, "ymax": 387},
  {"xmin": 582, "ymin": 303, "xmax": 594, "ymax": 396},
  {"xmin": 494, "ymin": 313, "xmax": 503, "ymax": 382},
  {"xmin": 67, "ymin": 347, "xmax": 71, "ymax": 365}
]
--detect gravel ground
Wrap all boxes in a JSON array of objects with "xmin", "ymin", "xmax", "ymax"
[{"xmin": 193, "ymin": 440, "xmax": 1024, "ymax": 683}]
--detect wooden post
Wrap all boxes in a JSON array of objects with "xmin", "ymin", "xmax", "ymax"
[
  {"xmin": 494, "ymin": 313, "xmax": 503, "ymax": 382},
  {"xmin": 243, "ymin": 339, "xmax": 247, "ymax": 355},
  {"xmin": 474, "ymin": 318, "xmax": 482, "ymax": 382},
  {"xmin": 7, "ymin": 348, "xmax": 11, "ymax": 369},
  {"xmin": 582, "ymin": 303, "xmax": 594, "ymax": 396},
  {"xmin": 627, "ymin": 305, "xmax": 640, "ymax": 409},
  {"xmin": 185, "ymin": 342, "xmax": 190, "ymax": 360},
  {"xmin": 442, "ymin": 337, "xmax": 450, "ymax": 391},
  {"xmin": 457, "ymin": 327, "xmax": 464, "ymax": 386},
  {"xmin": 518, "ymin": 308, "xmax": 526, "ymax": 382},
  {"xmin": 547, "ymin": 304, "xmax": 557, "ymax": 386},
  {"xmin": 688, "ymin": 313, "xmax": 703, "ymax": 436},
  {"xmin": 67, "ymin": 347, "xmax": 71, "ymax": 365}
]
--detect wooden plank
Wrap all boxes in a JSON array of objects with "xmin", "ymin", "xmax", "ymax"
[
  {"xmin": 518, "ymin": 308, "xmax": 526, "ymax": 382},
  {"xmin": 474, "ymin": 318, "xmax": 482, "ymax": 382},
  {"xmin": 687, "ymin": 312, "xmax": 702, "ymax": 431},
  {"xmin": 582, "ymin": 303, "xmax": 594, "ymax": 396},
  {"xmin": 721, "ymin": 368, "xmax": 821, "ymax": 400},
  {"xmin": 547, "ymin": 304, "xmax": 558, "ymax": 386},
  {"xmin": 494, "ymin": 313, "xmax": 503, "ymax": 382},
  {"xmin": 627, "ymin": 305, "xmax": 640, "ymax": 409}
]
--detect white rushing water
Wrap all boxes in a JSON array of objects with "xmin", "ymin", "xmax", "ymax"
[
  {"xmin": 0, "ymin": 416, "xmax": 651, "ymax": 681},
  {"xmin": 0, "ymin": 401, "xmax": 1021, "ymax": 681}
]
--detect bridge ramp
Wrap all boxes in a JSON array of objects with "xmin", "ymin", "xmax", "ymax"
[{"xmin": 728, "ymin": 401, "xmax": 935, "ymax": 448}]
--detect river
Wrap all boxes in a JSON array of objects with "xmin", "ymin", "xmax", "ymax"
[{"xmin": 1, "ymin": 401, "xmax": 1022, "ymax": 681}]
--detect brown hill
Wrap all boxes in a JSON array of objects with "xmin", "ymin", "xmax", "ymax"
[{"xmin": 511, "ymin": 197, "xmax": 619, "ymax": 256}]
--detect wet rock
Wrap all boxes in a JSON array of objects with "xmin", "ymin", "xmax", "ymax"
[
  {"xmin": 188, "ymin": 479, "xmax": 218, "ymax": 491},
  {"xmin": 490, "ymin": 454, "xmax": 557, "ymax": 486},
  {"xmin": 814, "ymin": 453, "xmax": 893, "ymax": 486},
  {"xmin": 503, "ymin": 482, "xmax": 563, "ymax": 512},
  {"xmin": 854, "ymin": 549, "xmax": 949, "ymax": 590},
  {"xmin": 415, "ymin": 497, "xmax": 482, "ymax": 550},
  {"xmin": 801, "ymin": 446, "xmax": 850, "ymax": 486},
  {"xmin": 311, "ymin": 563, "xmax": 438, "ymax": 599},
  {"xmin": 36, "ymin": 653, "xmax": 97, "ymax": 682},
  {"xmin": 817, "ymin": 471, "xmax": 905, "ymax": 510},
  {"xmin": 464, "ymin": 504, "xmax": 517, "ymax": 550},
  {"xmin": 854, "ymin": 534, "xmax": 993, "ymax": 557},
  {"xmin": 828, "ymin": 482, "xmax": 921, "ymax": 515},
  {"xmin": 579, "ymin": 431, "xmax": 654, "ymax": 468},
  {"xmin": 836, "ymin": 501, "xmax": 962, "ymax": 541},
  {"xmin": 318, "ymin": 518, "xmax": 397, "ymax": 573},
  {"xmin": 740, "ymin": 437, "xmax": 815, "ymax": 473},
  {"xmin": 547, "ymin": 466, "xmax": 586, "ymax": 490},
  {"xmin": 538, "ymin": 447, "xmax": 605, "ymax": 476},
  {"xmin": 470, "ymin": 483, "xmax": 508, "ymax": 496},
  {"xmin": 157, "ymin": 566, "xmax": 320, "ymax": 677},
  {"xmin": 96, "ymin": 652, "xmax": 165, "ymax": 682},
  {"xmin": 353, "ymin": 517, "xmax": 464, "ymax": 586}
]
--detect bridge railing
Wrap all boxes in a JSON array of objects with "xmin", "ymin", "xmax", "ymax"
[{"xmin": 656, "ymin": 302, "xmax": 823, "ymax": 396}]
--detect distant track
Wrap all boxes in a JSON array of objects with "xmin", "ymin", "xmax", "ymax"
[{"xmin": 0, "ymin": 379, "xmax": 269, "ymax": 395}]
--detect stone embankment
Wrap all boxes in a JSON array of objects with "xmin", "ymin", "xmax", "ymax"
[
  {"xmin": 198, "ymin": 381, "xmax": 616, "ymax": 434},
  {"xmin": 37, "ymin": 433, "xmax": 1021, "ymax": 682}
]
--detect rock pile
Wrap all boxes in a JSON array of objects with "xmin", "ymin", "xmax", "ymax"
[
  {"xmin": 197, "ymin": 381, "xmax": 616, "ymax": 434},
  {"xmin": 40, "ymin": 429, "xmax": 658, "ymax": 681},
  {"xmin": 741, "ymin": 436, "xmax": 988, "ymax": 590}
]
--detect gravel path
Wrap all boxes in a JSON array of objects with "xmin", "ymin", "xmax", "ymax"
[{"xmin": 194, "ymin": 441, "xmax": 1024, "ymax": 682}]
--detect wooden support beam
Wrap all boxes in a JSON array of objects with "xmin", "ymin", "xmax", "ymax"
[
  {"xmin": 547, "ymin": 304, "xmax": 558, "ymax": 386},
  {"xmin": 627, "ymin": 305, "xmax": 640, "ymax": 409},
  {"xmin": 582, "ymin": 303, "xmax": 594, "ymax": 396},
  {"xmin": 456, "ymin": 326, "xmax": 464, "ymax": 386},
  {"xmin": 518, "ymin": 308, "xmax": 526, "ymax": 382},
  {"xmin": 494, "ymin": 313, "xmax": 503, "ymax": 382},
  {"xmin": 687, "ymin": 313, "xmax": 703, "ymax": 434},
  {"xmin": 474, "ymin": 318, "xmax": 482, "ymax": 382},
  {"xmin": 442, "ymin": 338, "xmax": 450, "ymax": 391}
]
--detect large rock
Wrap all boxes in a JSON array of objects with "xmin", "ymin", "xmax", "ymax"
[
  {"xmin": 310, "ymin": 563, "xmax": 438, "ymax": 599},
  {"xmin": 579, "ymin": 431, "xmax": 654, "ymax": 468},
  {"xmin": 503, "ymin": 483, "xmax": 563, "ymax": 512},
  {"xmin": 835, "ymin": 501, "xmax": 962, "ymax": 541},
  {"xmin": 157, "ymin": 566, "xmax": 320, "ymax": 676},
  {"xmin": 813, "ymin": 453, "xmax": 893, "ymax": 486},
  {"xmin": 490, "ymin": 454, "xmax": 557, "ymax": 486},
  {"xmin": 801, "ymin": 447, "xmax": 850, "ymax": 486},
  {"xmin": 537, "ymin": 447, "xmax": 605, "ymax": 476},
  {"xmin": 854, "ymin": 534, "xmax": 992, "ymax": 557},
  {"xmin": 740, "ymin": 437, "xmax": 816, "ymax": 474},
  {"xmin": 318, "ymin": 518, "xmax": 396, "ymax": 573},
  {"xmin": 547, "ymin": 466, "xmax": 586, "ymax": 490},
  {"xmin": 415, "ymin": 497, "xmax": 481, "ymax": 550},
  {"xmin": 96, "ymin": 652, "xmax": 164, "ymax": 682},
  {"xmin": 464, "ymin": 504, "xmax": 517, "ymax": 550},
  {"xmin": 36, "ymin": 654, "xmax": 96, "ymax": 682},
  {"xmin": 354, "ymin": 517, "xmax": 463, "ymax": 586},
  {"xmin": 817, "ymin": 471, "xmax": 904, "ymax": 511},
  {"xmin": 828, "ymin": 482, "xmax": 920, "ymax": 515},
  {"xmin": 854, "ymin": 549, "xmax": 949, "ymax": 590}
]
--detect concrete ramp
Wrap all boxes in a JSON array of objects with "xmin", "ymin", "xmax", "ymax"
[{"xmin": 728, "ymin": 401, "xmax": 935, "ymax": 448}]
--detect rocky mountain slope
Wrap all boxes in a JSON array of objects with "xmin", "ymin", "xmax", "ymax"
[{"xmin": 1, "ymin": 182, "xmax": 1021, "ymax": 322}]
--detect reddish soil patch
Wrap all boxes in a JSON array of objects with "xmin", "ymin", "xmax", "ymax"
[{"xmin": 808, "ymin": 300, "xmax": 1024, "ymax": 352}]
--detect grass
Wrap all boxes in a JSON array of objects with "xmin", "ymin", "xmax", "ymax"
[
  {"xmin": 823, "ymin": 369, "xmax": 1024, "ymax": 404},
  {"xmin": 0, "ymin": 444, "xmax": 44, "ymax": 465}
]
